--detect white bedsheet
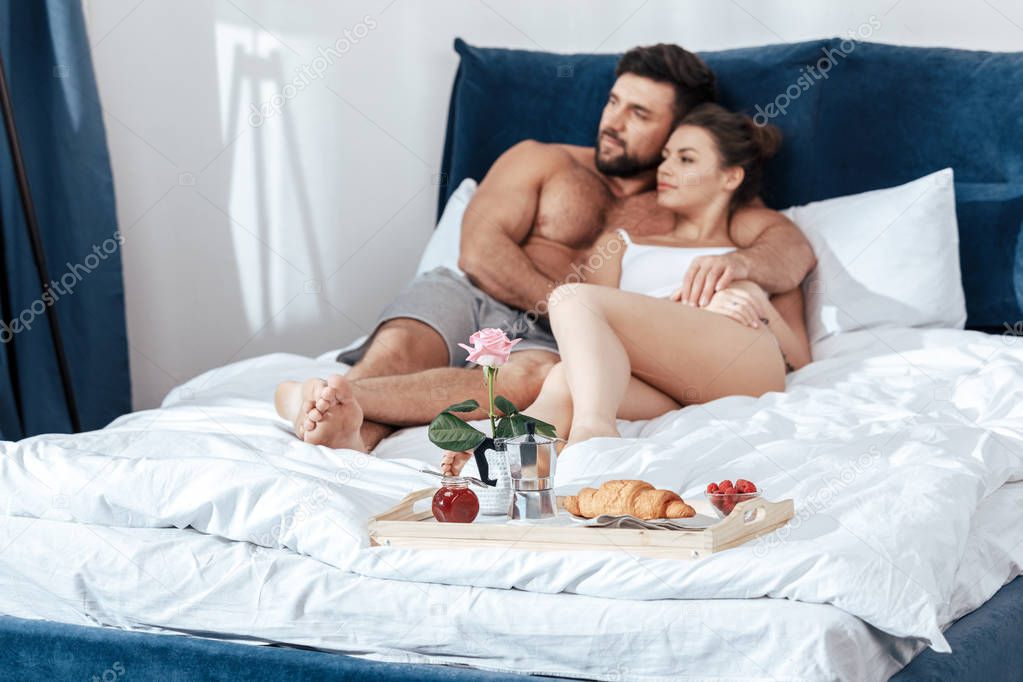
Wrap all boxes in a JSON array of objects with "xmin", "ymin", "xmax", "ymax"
[{"xmin": 1, "ymin": 327, "xmax": 1022, "ymax": 680}]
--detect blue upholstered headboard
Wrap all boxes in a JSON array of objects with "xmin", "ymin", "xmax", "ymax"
[{"xmin": 438, "ymin": 38, "xmax": 1023, "ymax": 331}]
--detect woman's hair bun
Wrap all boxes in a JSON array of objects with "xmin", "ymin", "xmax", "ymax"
[{"xmin": 748, "ymin": 118, "xmax": 782, "ymax": 161}]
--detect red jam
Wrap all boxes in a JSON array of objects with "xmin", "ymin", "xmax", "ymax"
[{"xmin": 432, "ymin": 478, "xmax": 479, "ymax": 523}]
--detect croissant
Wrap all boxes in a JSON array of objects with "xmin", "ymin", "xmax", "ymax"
[{"xmin": 564, "ymin": 480, "xmax": 695, "ymax": 520}]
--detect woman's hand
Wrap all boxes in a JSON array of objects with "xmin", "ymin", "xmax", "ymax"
[
  {"xmin": 670, "ymin": 253, "xmax": 751, "ymax": 306},
  {"xmin": 441, "ymin": 450, "xmax": 473, "ymax": 477},
  {"xmin": 702, "ymin": 281, "xmax": 769, "ymax": 328}
]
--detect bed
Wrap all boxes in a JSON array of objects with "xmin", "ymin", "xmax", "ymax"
[{"xmin": 2, "ymin": 38, "xmax": 1023, "ymax": 681}]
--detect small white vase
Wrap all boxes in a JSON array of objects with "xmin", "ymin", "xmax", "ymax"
[{"xmin": 476, "ymin": 442, "xmax": 513, "ymax": 516}]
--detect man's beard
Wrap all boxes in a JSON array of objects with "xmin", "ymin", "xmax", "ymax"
[{"xmin": 594, "ymin": 131, "xmax": 661, "ymax": 178}]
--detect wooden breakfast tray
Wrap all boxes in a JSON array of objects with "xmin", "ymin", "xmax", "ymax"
[{"xmin": 368, "ymin": 488, "xmax": 794, "ymax": 560}]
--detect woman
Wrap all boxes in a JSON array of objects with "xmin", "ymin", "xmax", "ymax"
[{"xmin": 442, "ymin": 103, "xmax": 810, "ymax": 474}]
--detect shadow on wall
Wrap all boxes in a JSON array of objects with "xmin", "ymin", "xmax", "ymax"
[
  {"xmin": 125, "ymin": 4, "xmax": 346, "ymax": 410},
  {"xmin": 215, "ymin": 41, "xmax": 325, "ymax": 333}
]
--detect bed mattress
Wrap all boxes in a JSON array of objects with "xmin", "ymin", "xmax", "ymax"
[
  {"xmin": 2, "ymin": 480, "xmax": 1023, "ymax": 681},
  {"xmin": 1, "ymin": 326, "xmax": 1021, "ymax": 680}
]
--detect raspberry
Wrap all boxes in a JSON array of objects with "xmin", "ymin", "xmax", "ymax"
[
  {"xmin": 719, "ymin": 479, "xmax": 733, "ymax": 490},
  {"xmin": 706, "ymin": 482, "xmax": 719, "ymax": 494},
  {"xmin": 734, "ymin": 479, "xmax": 757, "ymax": 494},
  {"xmin": 710, "ymin": 495, "xmax": 727, "ymax": 515}
]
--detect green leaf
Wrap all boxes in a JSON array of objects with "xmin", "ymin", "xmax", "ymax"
[
  {"xmin": 494, "ymin": 395, "xmax": 519, "ymax": 417},
  {"xmin": 493, "ymin": 416, "xmax": 517, "ymax": 440},
  {"xmin": 494, "ymin": 413, "xmax": 558, "ymax": 440},
  {"xmin": 428, "ymin": 412, "xmax": 486, "ymax": 451},
  {"xmin": 522, "ymin": 413, "xmax": 557, "ymax": 438},
  {"xmin": 443, "ymin": 399, "xmax": 479, "ymax": 413}
]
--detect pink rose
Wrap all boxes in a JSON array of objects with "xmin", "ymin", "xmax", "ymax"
[{"xmin": 458, "ymin": 328, "xmax": 520, "ymax": 368}]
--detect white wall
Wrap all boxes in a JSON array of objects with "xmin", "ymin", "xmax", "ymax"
[{"xmin": 81, "ymin": 0, "xmax": 1023, "ymax": 410}]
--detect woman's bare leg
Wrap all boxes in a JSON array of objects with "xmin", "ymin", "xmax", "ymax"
[
  {"xmin": 520, "ymin": 362, "xmax": 574, "ymax": 440},
  {"xmin": 549, "ymin": 292, "xmax": 632, "ymax": 444},
  {"xmin": 615, "ymin": 375, "xmax": 683, "ymax": 421},
  {"xmin": 521, "ymin": 362, "xmax": 681, "ymax": 440},
  {"xmin": 548, "ymin": 283, "xmax": 784, "ymax": 446},
  {"xmin": 440, "ymin": 359, "xmax": 685, "ymax": 475},
  {"xmin": 441, "ymin": 363, "xmax": 573, "ymax": 476}
]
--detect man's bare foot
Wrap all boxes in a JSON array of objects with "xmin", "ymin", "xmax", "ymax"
[
  {"xmin": 275, "ymin": 378, "xmax": 338, "ymax": 440},
  {"xmin": 565, "ymin": 416, "xmax": 620, "ymax": 448},
  {"xmin": 440, "ymin": 450, "xmax": 473, "ymax": 477},
  {"xmin": 302, "ymin": 374, "xmax": 368, "ymax": 452}
]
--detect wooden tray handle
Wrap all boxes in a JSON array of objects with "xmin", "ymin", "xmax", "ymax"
[
  {"xmin": 374, "ymin": 487, "xmax": 437, "ymax": 522},
  {"xmin": 709, "ymin": 497, "xmax": 794, "ymax": 546}
]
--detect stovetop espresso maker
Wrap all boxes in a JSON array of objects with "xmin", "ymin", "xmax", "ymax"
[{"xmin": 502, "ymin": 422, "xmax": 560, "ymax": 520}]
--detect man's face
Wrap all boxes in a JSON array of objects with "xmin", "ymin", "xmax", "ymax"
[{"xmin": 595, "ymin": 73, "xmax": 677, "ymax": 178}]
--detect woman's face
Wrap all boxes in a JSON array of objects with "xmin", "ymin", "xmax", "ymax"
[{"xmin": 656, "ymin": 125, "xmax": 740, "ymax": 213}]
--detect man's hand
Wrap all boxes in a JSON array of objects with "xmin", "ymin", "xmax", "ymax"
[{"xmin": 670, "ymin": 253, "xmax": 750, "ymax": 307}]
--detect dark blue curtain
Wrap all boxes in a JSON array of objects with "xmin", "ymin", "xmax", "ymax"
[{"xmin": 0, "ymin": 0, "xmax": 129, "ymax": 439}]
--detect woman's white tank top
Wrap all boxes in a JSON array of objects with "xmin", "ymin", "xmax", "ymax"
[{"xmin": 616, "ymin": 228, "xmax": 735, "ymax": 299}]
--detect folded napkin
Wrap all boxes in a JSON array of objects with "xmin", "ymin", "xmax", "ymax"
[{"xmin": 570, "ymin": 513, "xmax": 718, "ymax": 531}]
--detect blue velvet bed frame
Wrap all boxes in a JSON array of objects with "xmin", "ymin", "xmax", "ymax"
[{"xmin": 6, "ymin": 38, "xmax": 1022, "ymax": 681}]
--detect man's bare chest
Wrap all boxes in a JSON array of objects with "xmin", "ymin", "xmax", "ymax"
[
  {"xmin": 532, "ymin": 164, "xmax": 613, "ymax": 247},
  {"xmin": 604, "ymin": 193, "xmax": 675, "ymax": 237},
  {"xmin": 533, "ymin": 167, "xmax": 674, "ymax": 248}
]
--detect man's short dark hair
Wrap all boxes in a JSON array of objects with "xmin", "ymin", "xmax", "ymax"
[{"xmin": 615, "ymin": 44, "xmax": 718, "ymax": 123}]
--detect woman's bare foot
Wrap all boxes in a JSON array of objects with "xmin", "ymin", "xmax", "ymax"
[
  {"xmin": 301, "ymin": 374, "xmax": 368, "ymax": 452},
  {"xmin": 440, "ymin": 450, "xmax": 473, "ymax": 477},
  {"xmin": 565, "ymin": 416, "xmax": 619, "ymax": 448}
]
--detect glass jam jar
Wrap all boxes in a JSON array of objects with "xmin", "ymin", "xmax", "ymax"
[{"xmin": 432, "ymin": 476, "xmax": 479, "ymax": 523}]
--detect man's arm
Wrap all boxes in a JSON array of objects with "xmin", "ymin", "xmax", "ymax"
[
  {"xmin": 457, "ymin": 140, "xmax": 560, "ymax": 312},
  {"xmin": 675, "ymin": 207, "xmax": 816, "ymax": 306},
  {"xmin": 580, "ymin": 231, "xmax": 624, "ymax": 287},
  {"xmin": 729, "ymin": 207, "xmax": 817, "ymax": 293},
  {"xmin": 768, "ymin": 286, "xmax": 812, "ymax": 370}
]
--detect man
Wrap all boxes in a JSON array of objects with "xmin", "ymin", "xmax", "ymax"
[{"xmin": 274, "ymin": 43, "xmax": 815, "ymax": 452}]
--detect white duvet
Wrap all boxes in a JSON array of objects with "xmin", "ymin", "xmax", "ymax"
[{"xmin": 2, "ymin": 326, "xmax": 1023, "ymax": 680}]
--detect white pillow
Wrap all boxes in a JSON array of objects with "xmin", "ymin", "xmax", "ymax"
[
  {"xmin": 415, "ymin": 178, "xmax": 477, "ymax": 276},
  {"xmin": 783, "ymin": 168, "xmax": 966, "ymax": 351}
]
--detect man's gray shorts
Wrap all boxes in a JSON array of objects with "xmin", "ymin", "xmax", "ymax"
[{"xmin": 337, "ymin": 267, "xmax": 559, "ymax": 367}]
